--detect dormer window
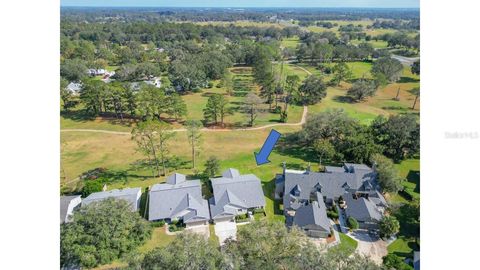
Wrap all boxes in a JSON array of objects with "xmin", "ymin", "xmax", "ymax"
[{"xmin": 291, "ymin": 185, "xmax": 301, "ymax": 197}]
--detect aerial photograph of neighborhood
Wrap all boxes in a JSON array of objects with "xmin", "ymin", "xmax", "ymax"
[{"xmin": 59, "ymin": 1, "xmax": 420, "ymax": 269}]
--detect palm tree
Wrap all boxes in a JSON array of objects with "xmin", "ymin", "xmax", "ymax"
[{"xmin": 409, "ymin": 87, "xmax": 420, "ymax": 110}]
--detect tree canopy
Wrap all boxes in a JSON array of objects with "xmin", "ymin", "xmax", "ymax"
[
  {"xmin": 134, "ymin": 233, "xmax": 226, "ymax": 270},
  {"xmin": 297, "ymin": 75, "xmax": 327, "ymax": 105},
  {"xmin": 379, "ymin": 215, "xmax": 401, "ymax": 238},
  {"xmin": 60, "ymin": 199, "xmax": 151, "ymax": 269},
  {"xmin": 371, "ymin": 57, "xmax": 403, "ymax": 83},
  {"xmin": 347, "ymin": 79, "xmax": 378, "ymax": 102},
  {"xmin": 371, "ymin": 114, "xmax": 420, "ymax": 161},
  {"xmin": 371, "ymin": 153, "xmax": 403, "ymax": 193}
]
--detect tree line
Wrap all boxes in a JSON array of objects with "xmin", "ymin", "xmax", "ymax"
[
  {"xmin": 61, "ymin": 7, "xmax": 419, "ymax": 24},
  {"xmin": 62, "ymin": 79, "xmax": 187, "ymax": 122}
]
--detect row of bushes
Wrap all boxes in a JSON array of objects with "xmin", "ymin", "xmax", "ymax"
[
  {"xmin": 253, "ymin": 208, "xmax": 265, "ymax": 214},
  {"xmin": 168, "ymin": 223, "xmax": 185, "ymax": 232},
  {"xmin": 151, "ymin": 220, "xmax": 165, "ymax": 228},
  {"xmin": 235, "ymin": 214, "xmax": 250, "ymax": 223}
]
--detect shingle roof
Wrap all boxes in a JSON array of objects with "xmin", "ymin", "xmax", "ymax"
[
  {"xmin": 149, "ymin": 174, "xmax": 209, "ymax": 223},
  {"xmin": 293, "ymin": 195, "xmax": 331, "ymax": 233},
  {"xmin": 166, "ymin": 173, "xmax": 186, "ymax": 185},
  {"xmin": 345, "ymin": 163, "xmax": 372, "ymax": 172},
  {"xmin": 370, "ymin": 190, "xmax": 388, "ymax": 207},
  {"xmin": 82, "ymin": 188, "xmax": 141, "ymax": 211},
  {"xmin": 222, "ymin": 168, "xmax": 241, "ymax": 178},
  {"xmin": 283, "ymin": 171, "xmax": 352, "ymax": 210},
  {"xmin": 344, "ymin": 193, "xmax": 383, "ymax": 222},
  {"xmin": 60, "ymin": 195, "xmax": 81, "ymax": 224},
  {"xmin": 282, "ymin": 164, "xmax": 377, "ymax": 211},
  {"xmin": 209, "ymin": 169, "xmax": 265, "ymax": 219},
  {"xmin": 325, "ymin": 166, "xmax": 347, "ymax": 173}
]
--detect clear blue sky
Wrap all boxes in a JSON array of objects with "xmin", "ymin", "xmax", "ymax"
[{"xmin": 61, "ymin": 0, "xmax": 419, "ymax": 8}]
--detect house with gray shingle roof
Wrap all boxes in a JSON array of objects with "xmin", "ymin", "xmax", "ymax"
[
  {"xmin": 66, "ymin": 82, "xmax": 82, "ymax": 95},
  {"xmin": 293, "ymin": 192, "xmax": 331, "ymax": 238},
  {"xmin": 276, "ymin": 163, "xmax": 386, "ymax": 234},
  {"xmin": 344, "ymin": 193, "xmax": 383, "ymax": 229},
  {"xmin": 148, "ymin": 173, "xmax": 210, "ymax": 227},
  {"xmin": 82, "ymin": 187, "xmax": 141, "ymax": 212},
  {"xmin": 60, "ymin": 195, "xmax": 81, "ymax": 224},
  {"xmin": 209, "ymin": 168, "xmax": 266, "ymax": 222}
]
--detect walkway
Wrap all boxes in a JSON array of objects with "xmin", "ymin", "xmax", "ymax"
[
  {"xmin": 349, "ymin": 230, "xmax": 388, "ymax": 265},
  {"xmin": 391, "ymin": 54, "xmax": 419, "ymax": 66},
  {"xmin": 214, "ymin": 220, "xmax": 237, "ymax": 246}
]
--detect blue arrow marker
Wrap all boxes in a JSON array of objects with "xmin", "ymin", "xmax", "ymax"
[{"xmin": 254, "ymin": 129, "xmax": 281, "ymax": 165}]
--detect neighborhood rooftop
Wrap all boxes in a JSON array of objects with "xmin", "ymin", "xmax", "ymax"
[
  {"xmin": 293, "ymin": 192, "xmax": 331, "ymax": 237},
  {"xmin": 82, "ymin": 187, "xmax": 141, "ymax": 211},
  {"xmin": 209, "ymin": 168, "xmax": 266, "ymax": 220},
  {"xmin": 277, "ymin": 162, "xmax": 387, "ymax": 234},
  {"xmin": 149, "ymin": 173, "xmax": 210, "ymax": 225},
  {"xmin": 344, "ymin": 194, "xmax": 383, "ymax": 222}
]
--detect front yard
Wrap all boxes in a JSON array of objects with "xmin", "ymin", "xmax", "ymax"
[
  {"xmin": 333, "ymin": 232, "xmax": 358, "ymax": 253},
  {"xmin": 388, "ymin": 236, "xmax": 420, "ymax": 261}
]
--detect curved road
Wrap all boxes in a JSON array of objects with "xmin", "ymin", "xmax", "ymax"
[
  {"xmin": 61, "ymin": 64, "xmax": 312, "ymax": 136},
  {"xmin": 61, "ymin": 106, "xmax": 308, "ymax": 135}
]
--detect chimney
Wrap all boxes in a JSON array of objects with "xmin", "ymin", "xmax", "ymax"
[
  {"xmin": 306, "ymin": 162, "xmax": 311, "ymax": 174},
  {"xmin": 282, "ymin": 161, "xmax": 286, "ymax": 176},
  {"xmin": 372, "ymin": 161, "xmax": 378, "ymax": 172}
]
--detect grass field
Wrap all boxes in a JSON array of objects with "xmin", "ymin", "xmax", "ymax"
[
  {"xmin": 281, "ymin": 36, "xmax": 301, "ymax": 49},
  {"xmin": 61, "ymin": 125, "xmax": 303, "ymax": 218},
  {"xmin": 184, "ymin": 67, "xmax": 303, "ymax": 127},
  {"xmin": 296, "ymin": 62, "xmax": 419, "ymax": 125}
]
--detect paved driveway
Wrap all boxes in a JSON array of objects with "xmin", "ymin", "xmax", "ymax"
[
  {"xmin": 214, "ymin": 220, "xmax": 237, "ymax": 245},
  {"xmin": 186, "ymin": 224, "xmax": 210, "ymax": 239},
  {"xmin": 350, "ymin": 230, "xmax": 388, "ymax": 264}
]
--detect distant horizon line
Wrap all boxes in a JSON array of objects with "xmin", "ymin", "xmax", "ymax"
[{"xmin": 60, "ymin": 6, "xmax": 419, "ymax": 9}]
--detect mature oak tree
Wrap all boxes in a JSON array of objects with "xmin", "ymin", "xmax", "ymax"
[
  {"xmin": 61, "ymin": 199, "xmax": 151, "ymax": 269},
  {"xmin": 297, "ymin": 75, "xmax": 327, "ymax": 105}
]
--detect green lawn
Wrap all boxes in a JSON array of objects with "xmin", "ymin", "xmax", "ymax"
[
  {"xmin": 350, "ymin": 39, "xmax": 389, "ymax": 49},
  {"xmin": 387, "ymin": 158, "xmax": 420, "ymax": 261},
  {"xmin": 332, "ymin": 233, "xmax": 358, "ymax": 254},
  {"xmin": 346, "ymin": 62, "xmax": 373, "ymax": 79},
  {"xmin": 281, "ymin": 36, "xmax": 301, "ymax": 49},
  {"xmin": 396, "ymin": 159, "xmax": 420, "ymax": 199},
  {"xmin": 138, "ymin": 227, "xmax": 175, "ymax": 253},
  {"xmin": 388, "ymin": 236, "xmax": 419, "ymax": 260},
  {"xmin": 297, "ymin": 60, "xmax": 419, "ymax": 125}
]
